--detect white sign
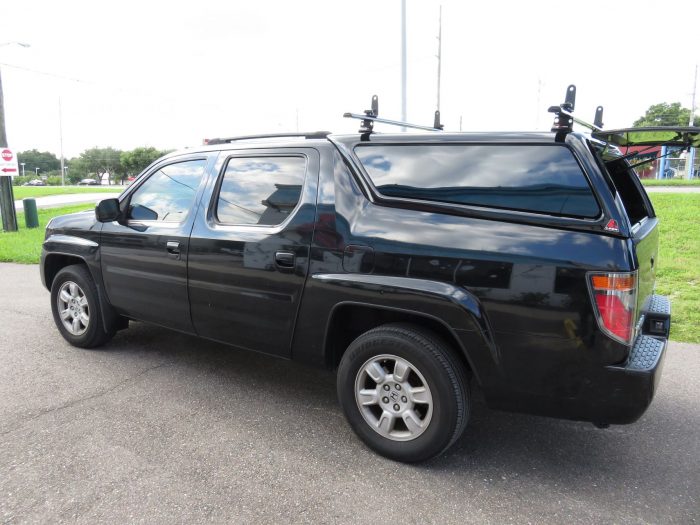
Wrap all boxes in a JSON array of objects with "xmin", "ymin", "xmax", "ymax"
[{"xmin": 0, "ymin": 148, "xmax": 19, "ymax": 177}]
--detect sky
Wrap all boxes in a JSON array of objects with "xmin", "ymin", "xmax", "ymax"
[{"xmin": 1, "ymin": 0, "xmax": 699, "ymax": 159}]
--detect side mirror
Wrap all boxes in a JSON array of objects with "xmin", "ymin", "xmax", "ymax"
[{"xmin": 95, "ymin": 198, "xmax": 121, "ymax": 222}]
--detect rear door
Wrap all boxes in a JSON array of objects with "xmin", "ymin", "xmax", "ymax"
[{"xmin": 187, "ymin": 148, "xmax": 319, "ymax": 357}]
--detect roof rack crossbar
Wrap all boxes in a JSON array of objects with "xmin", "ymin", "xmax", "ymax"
[
  {"xmin": 205, "ymin": 131, "xmax": 331, "ymax": 145},
  {"xmin": 548, "ymin": 84, "xmax": 603, "ymax": 133},
  {"xmin": 344, "ymin": 95, "xmax": 444, "ymax": 134}
]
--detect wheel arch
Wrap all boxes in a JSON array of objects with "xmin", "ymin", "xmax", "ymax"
[
  {"xmin": 43, "ymin": 252, "xmax": 125, "ymax": 334},
  {"xmin": 324, "ymin": 302, "xmax": 475, "ymax": 381},
  {"xmin": 43, "ymin": 253, "xmax": 90, "ymax": 291}
]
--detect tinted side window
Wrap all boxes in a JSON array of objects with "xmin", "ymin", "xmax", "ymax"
[
  {"xmin": 128, "ymin": 159, "xmax": 206, "ymax": 222},
  {"xmin": 355, "ymin": 145, "xmax": 600, "ymax": 218},
  {"xmin": 216, "ymin": 156, "xmax": 306, "ymax": 226}
]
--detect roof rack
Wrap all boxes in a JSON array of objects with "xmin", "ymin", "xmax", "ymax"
[
  {"xmin": 343, "ymin": 95, "xmax": 444, "ymax": 134},
  {"xmin": 204, "ymin": 131, "xmax": 331, "ymax": 145},
  {"xmin": 548, "ymin": 84, "xmax": 604, "ymax": 134}
]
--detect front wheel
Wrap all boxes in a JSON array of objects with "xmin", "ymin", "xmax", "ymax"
[
  {"xmin": 50, "ymin": 264, "xmax": 115, "ymax": 348},
  {"xmin": 337, "ymin": 323, "xmax": 470, "ymax": 462}
]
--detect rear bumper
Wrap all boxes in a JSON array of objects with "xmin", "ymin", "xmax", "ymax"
[
  {"xmin": 592, "ymin": 334, "xmax": 667, "ymax": 424},
  {"xmin": 483, "ymin": 294, "xmax": 670, "ymax": 425},
  {"xmin": 570, "ymin": 293, "xmax": 671, "ymax": 425}
]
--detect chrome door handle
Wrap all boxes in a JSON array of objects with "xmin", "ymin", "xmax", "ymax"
[
  {"xmin": 275, "ymin": 251, "xmax": 295, "ymax": 268},
  {"xmin": 166, "ymin": 241, "xmax": 181, "ymax": 257}
]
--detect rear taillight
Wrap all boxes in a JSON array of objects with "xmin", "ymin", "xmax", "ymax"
[{"xmin": 588, "ymin": 272, "xmax": 637, "ymax": 345}]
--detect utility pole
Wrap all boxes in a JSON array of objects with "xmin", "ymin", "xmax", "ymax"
[
  {"xmin": 400, "ymin": 0, "xmax": 407, "ymax": 131},
  {"xmin": 59, "ymin": 97, "xmax": 65, "ymax": 186},
  {"xmin": 0, "ymin": 68, "xmax": 19, "ymax": 232},
  {"xmin": 535, "ymin": 78, "xmax": 543, "ymax": 130},
  {"xmin": 0, "ymin": 42, "xmax": 28, "ymax": 232},
  {"xmin": 436, "ymin": 5, "xmax": 442, "ymax": 113},
  {"xmin": 687, "ymin": 65, "xmax": 697, "ymax": 179}
]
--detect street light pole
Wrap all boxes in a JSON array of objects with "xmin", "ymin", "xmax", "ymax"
[
  {"xmin": 35, "ymin": 167, "xmax": 40, "ymax": 176},
  {"xmin": 21, "ymin": 162, "xmax": 25, "ymax": 177}
]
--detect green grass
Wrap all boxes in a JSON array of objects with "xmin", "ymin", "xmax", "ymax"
[
  {"xmin": 11, "ymin": 186, "xmax": 123, "ymax": 200},
  {"xmin": 1, "ymin": 194, "xmax": 698, "ymax": 342},
  {"xmin": 649, "ymin": 193, "xmax": 700, "ymax": 343},
  {"xmin": 0, "ymin": 204, "xmax": 93, "ymax": 264},
  {"xmin": 641, "ymin": 179, "xmax": 700, "ymax": 186}
]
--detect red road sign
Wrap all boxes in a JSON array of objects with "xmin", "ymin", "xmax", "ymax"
[{"xmin": 0, "ymin": 148, "xmax": 19, "ymax": 177}]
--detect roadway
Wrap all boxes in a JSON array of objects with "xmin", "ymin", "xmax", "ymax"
[{"xmin": 0, "ymin": 262, "xmax": 698, "ymax": 523}]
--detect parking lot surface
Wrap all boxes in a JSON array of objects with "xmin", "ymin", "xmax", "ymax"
[{"xmin": 1, "ymin": 263, "xmax": 698, "ymax": 524}]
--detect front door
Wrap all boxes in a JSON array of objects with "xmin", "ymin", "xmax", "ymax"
[
  {"xmin": 100, "ymin": 156, "xmax": 210, "ymax": 332},
  {"xmin": 187, "ymin": 148, "xmax": 319, "ymax": 357}
]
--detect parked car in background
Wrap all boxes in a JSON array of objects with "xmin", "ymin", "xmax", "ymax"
[
  {"xmin": 77, "ymin": 178, "xmax": 100, "ymax": 186},
  {"xmin": 22, "ymin": 179, "xmax": 46, "ymax": 186}
]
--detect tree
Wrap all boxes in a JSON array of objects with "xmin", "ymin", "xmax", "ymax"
[
  {"xmin": 633, "ymin": 102, "xmax": 695, "ymax": 127},
  {"xmin": 120, "ymin": 147, "xmax": 167, "ymax": 180},
  {"xmin": 70, "ymin": 147, "xmax": 123, "ymax": 185},
  {"xmin": 16, "ymin": 149, "xmax": 60, "ymax": 175}
]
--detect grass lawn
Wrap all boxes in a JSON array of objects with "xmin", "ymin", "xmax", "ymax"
[
  {"xmin": 641, "ymin": 179, "xmax": 700, "ymax": 186},
  {"xmin": 650, "ymin": 193, "xmax": 700, "ymax": 343},
  {"xmin": 11, "ymin": 186, "xmax": 123, "ymax": 200},
  {"xmin": 0, "ymin": 204, "xmax": 93, "ymax": 264},
  {"xmin": 0, "ymin": 194, "xmax": 698, "ymax": 342}
]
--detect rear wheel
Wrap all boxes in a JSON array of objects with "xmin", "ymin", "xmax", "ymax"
[
  {"xmin": 50, "ymin": 265, "xmax": 115, "ymax": 348},
  {"xmin": 337, "ymin": 323, "xmax": 470, "ymax": 462}
]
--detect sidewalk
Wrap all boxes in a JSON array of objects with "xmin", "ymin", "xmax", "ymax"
[
  {"xmin": 644, "ymin": 186, "xmax": 700, "ymax": 193},
  {"xmin": 14, "ymin": 192, "xmax": 121, "ymax": 211}
]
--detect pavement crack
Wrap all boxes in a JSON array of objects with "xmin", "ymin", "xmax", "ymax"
[{"xmin": 0, "ymin": 360, "xmax": 175, "ymax": 437}]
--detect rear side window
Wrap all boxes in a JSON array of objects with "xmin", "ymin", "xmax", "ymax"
[
  {"xmin": 355, "ymin": 144, "xmax": 600, "ymax": 218},
  {"xmin": 216, "ymin": 156, "xmax": 306, "ymax": 226}
]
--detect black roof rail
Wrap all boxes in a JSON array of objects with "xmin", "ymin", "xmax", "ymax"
[
  {"xmin": 548, "ymin": 84, "xmax": 604, "ymax": 134},
  {"xmin": 204, "ymin": 131, "xmax": 331, "ymax": 145}
]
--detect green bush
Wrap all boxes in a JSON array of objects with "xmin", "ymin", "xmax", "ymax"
[{"xmin": 12, "ymin": 176, "xmax": 29, "ymax": 186}]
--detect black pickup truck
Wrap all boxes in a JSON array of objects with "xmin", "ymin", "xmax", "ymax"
[{"xmin": 40, "ymin": 92, "xmax": 696, "ymax": 462}]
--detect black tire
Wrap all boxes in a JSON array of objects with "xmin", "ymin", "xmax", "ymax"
[
  {"xmin": 50, "ymin": 264, "xmax": 115, "ymax": 348},
  {"xmin": 337, "ymin": 323, "xmax": 470, "ymax": 462}
]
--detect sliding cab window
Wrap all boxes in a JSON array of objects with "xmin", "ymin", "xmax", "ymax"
[
  {"xmin": 215, "ymin": 156, "xmax": 306, "ymax": 226},
  {"xmin": 127, "ymin": 159, "xmax": 206, "ymax": 222},
  {"xmin": 354, "ymin": 144, "xmax": 600, "ymax": 218}
]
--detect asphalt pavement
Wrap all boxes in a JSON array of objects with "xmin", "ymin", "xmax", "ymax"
[{"xmin": 0, "ymin": 263, "xmax": 698, "ymax": 524}]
